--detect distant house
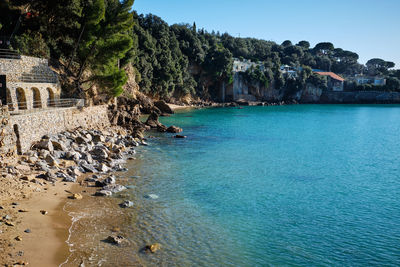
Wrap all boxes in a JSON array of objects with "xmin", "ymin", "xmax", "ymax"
[
  {"xmin": 233, "ymin": 58, "xmax": 262, "ymax": 72},
  {"xmin": 313, "ymin": 71, "xmax": 345, "ymax": 91},
  {"xmin": 353, "ymin": 75, "xmax": 386, "ymax": 86},
  {"xmin": 280, "ymin": 65, "xmax": 299, "ymax": 79}
]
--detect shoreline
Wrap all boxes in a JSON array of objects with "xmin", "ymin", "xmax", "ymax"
[
  {"xmin": 2, "ymin": 103, "xmax": 400, "ymax": 265},
  {"xmin": 0, "ymin": 125, "xmax": 145, "ymax": 266},
  {"xmin": 0, "ymin": 169, "xmax": 74, "ymax": 266}
]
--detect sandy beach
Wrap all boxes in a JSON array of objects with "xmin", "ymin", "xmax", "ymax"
[{"xmin": 0, "ymin": 164, "xmax": 75, "ymax": 266}]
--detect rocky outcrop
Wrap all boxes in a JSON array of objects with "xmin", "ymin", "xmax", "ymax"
[
  {"xmin": 108, "ymin": 97, "xmax": 147, "ymax": 139},
  {"xmin": 154, "ymin": 100, "xmax": 174, "ymax": 114}
]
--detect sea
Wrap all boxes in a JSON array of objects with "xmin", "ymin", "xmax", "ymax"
[{"xmin": 61, "ymin": 104, "xmax": 400, "ymax": 267}]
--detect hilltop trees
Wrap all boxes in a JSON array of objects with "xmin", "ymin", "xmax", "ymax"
[
  {"xmin": 366, "ymin": 58, "xmax": 395, "ymax": 75},
  {"xmin": 0, "ymin": 1, "xmax": 398, "ymax": 100}
]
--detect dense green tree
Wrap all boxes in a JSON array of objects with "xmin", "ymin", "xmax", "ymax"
[
  {"xmin": 313, "ymin": 42, "xmax": 334, "ymax": 55},
  {"xmin": 281, "ymin": 40, "xmax": 292, "ymax": 47},
  {"xmin": 296, "ymin": 40, "xmax": 310, "ymax": 49}
]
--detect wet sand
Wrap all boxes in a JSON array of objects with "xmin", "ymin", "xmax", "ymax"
[{"xmin": 0, "ymin": 170, "xmax": 82, "ymax": 266}]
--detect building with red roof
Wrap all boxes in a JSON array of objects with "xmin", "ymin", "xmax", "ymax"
[{"xmin": 314, "ymin": 71, "xmax": 345, "ymax": 91}]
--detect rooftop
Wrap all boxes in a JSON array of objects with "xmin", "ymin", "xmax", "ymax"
[{"xmin": 314, "ymin": 71, "xmax": 345, "ymax": 82}]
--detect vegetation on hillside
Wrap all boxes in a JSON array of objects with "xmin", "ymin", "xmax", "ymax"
[{"xmin": 0, "ymin": 1, "xmax": 399, "ymax": 101}]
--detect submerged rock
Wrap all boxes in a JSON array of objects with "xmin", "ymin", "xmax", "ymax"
[
  {"xmin": 167, "ymin": 126, "xmax": 183, "ymax": 133},
  {"xmin": 95, "ymin": 190, "xmax": 113, "ymax": 197},
  {"xmin": 145, "ymin": 243, "xmax": 161, "ymax": 253},
  {"xmin": 144, "ymin": 194, "xmax": 159, "ymax": 200},
  {"xmin": 102, "ymin": 184, "xmax": 127, "ymax": 193},
  {"xmin": 105, "ymin": 235, "xmax": 127, "ymax": 246},
  {"xmin": 119, "ymin": 201, "xmax": 134, "ymax": 208}
]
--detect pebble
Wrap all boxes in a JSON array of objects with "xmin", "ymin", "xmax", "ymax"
[
  {"xmin": 40, "ymin": 210, "xmax": 48, "ymax": 215},
  {"xmin": 15, "ymin": 236, "xmax": 22, "ymax": 241},
  {"xmin": 70, "ymin": 193, "xmax": 83, "ymax": 200},
  {"xmin": 24, "ymin": 229, "xmax": 31, "ymax": 233},
  {"xmin": 145, "ymin": 243, "xmax": 161, "ymax": 253},
  {"xmin": 5, "ymin": 221, "xmax": 14, "ymax": 226}
]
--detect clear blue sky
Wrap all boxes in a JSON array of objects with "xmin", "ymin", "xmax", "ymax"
[{"xmin": 133, "ymin": 0, "xmax": 400, "ymax": 69}]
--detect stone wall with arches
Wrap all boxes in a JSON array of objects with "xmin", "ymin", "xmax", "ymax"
[
  {"xmin": 6, "ymin": 82, "xmax": 60, "ymax": 111},
  {"xmin": 0, "ymin": 54, "xmax": 61, "ymax": 110}
]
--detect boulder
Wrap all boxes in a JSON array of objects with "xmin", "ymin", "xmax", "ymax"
[
  {"xmin": 93, "ymin": 134, "xmax": 106, "ymax": 143},
  {"xmin": 36, "ymin": 139, "xmax": 54, "ymax": 152},
  {"xmin": 174, "ymin": 135, "xmax": 187, "ymax": 139},
  {"xmin": 102, "ymin": 184, "xmax": 127, "ymax": 193},
  {"xmin": 91, "ymin": 147, "xmax": 109, "ymax": 159},
  {"xmin": 98, "ymin": 163, "xmax": 110, "ymax": 173},
  {"xmin": 119, "ymin": 201, "xmax": 134, "ymax": 208},
  {"xmin": 145, "ymin": 111, "xmax": 162, "ymax": 128},
  {"xmin": 15, "ymin": 164, "xmax": 31, "ymax": 172},
  {"xmin": 67, "ymin": 166, "xmax": 82, "ymax": 177},
  {"xmin": 105, "ymin": 235, "xmax": 126, "ymax": 246},
  {"xmin": 66, "ymin": 151, "xmax": 81, "ymax": 161},
  {"xmin": 154, "ymin": 100, "xmax": 174, "ymax": 114},
  {"xmin": 157, "ymin": 124, "xmax": 167, "ymax": 133},
  {"xmin": 51, "ymin": 140, "xmax": 67, "ymax": 151},
  {"xmin": 80, "ymin": 163, "xmax": 98, "ymax": 173},
  {"xmin": 167, "ymin": 126, "xmax": 183, "ymax": 133},
  {"xmin": 95, "ymin": 190, "xmax": 113, "ymax": 197},
  {"xmin": 45, "ymin": 154, "xmax": 59, "ymax": 166}
]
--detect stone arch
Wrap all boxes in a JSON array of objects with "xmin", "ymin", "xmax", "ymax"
[
  {"xmin": 47, "ymin": 87, "xmax": 55, "ymax": 107},
  {"xmin": 6, "ymin": 88, "xmax": 14, "ymax": 111},
  {"xmin": 13, "ymin": 124, "xmax": 22, "ymax": 155},
  {"xmin": 31, "ymin": 87, "xmax": 42, "ymax": 108},
  {"xmin": 16, "ymin": 87, "xmax": 27, "ymax": 110}
]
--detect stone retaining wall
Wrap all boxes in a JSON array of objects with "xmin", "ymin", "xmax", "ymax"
[
  {"xmin": 0, "ymin": 106, "xmax": 16, "ymax": 158},
  {"xmin": 0, "ymin": 56, "xmax": 53, "ymax": 82},
  {"xmin": 8, "ymin": 105, "xmax": 110, "ymax": 153},
  {"xmin": 319, "ymin": 91, "xmax": 400, "ymax": 104}
]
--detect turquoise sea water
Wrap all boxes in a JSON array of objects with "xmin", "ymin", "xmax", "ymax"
[
  {"xmin": 127, "ymin": 105, "xmax": 400, "ymax": 266},
  {"xmin": 64, "ymin": 105, "xmax": 400, "ymax": 266}
]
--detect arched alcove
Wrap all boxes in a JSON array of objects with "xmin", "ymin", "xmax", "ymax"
[
  {"xmin": 31, "ymin": 87, "xmax": 42, "ymax": 108},
  {"xmin": 16, "ymin": 87, "xmax": 27, "ymax": 110},
  {"xmin": 47, "ymin": 87, "xmax": 55, "ymax": 107}
]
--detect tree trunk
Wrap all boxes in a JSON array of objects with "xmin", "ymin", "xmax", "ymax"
[{"xmin": 67, "ymin": 23, "xmax": 86, "ymax": 71}]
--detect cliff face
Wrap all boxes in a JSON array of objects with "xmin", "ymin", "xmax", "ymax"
[
  {"xmin": 228, "ymin": 73, "xmax": 281, "ymax": 102},
  {"xmin": 299, "ymin": 84, "xmax": 323, "ymax": 103}
]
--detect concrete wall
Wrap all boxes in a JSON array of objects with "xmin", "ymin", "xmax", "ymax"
[
  {"xmin": 319, "ymin": 91, "xmax": 400, "ymax": 104},
  {"xmin": 8, "ymin": 105, "xmax": 110, "ymax": 153}
]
